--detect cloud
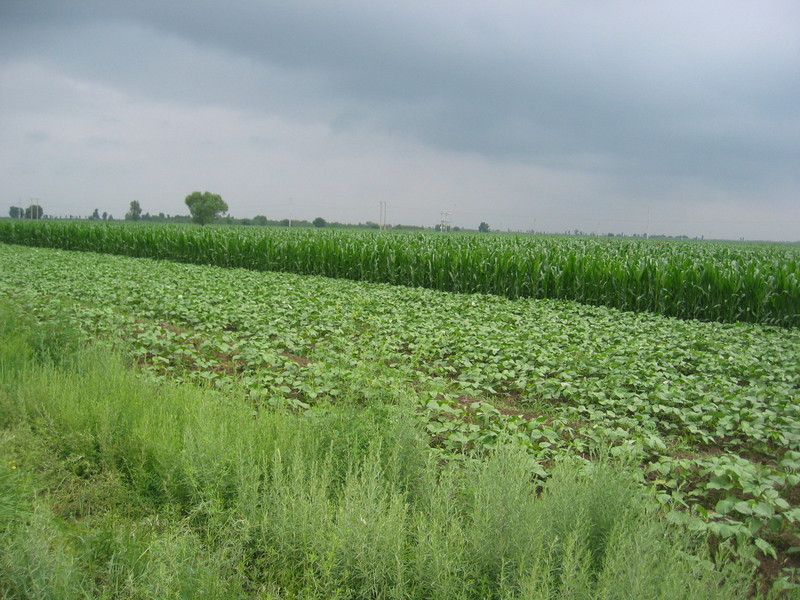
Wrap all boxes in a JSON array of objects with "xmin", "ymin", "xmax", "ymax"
[{"xmin": 1, "ymin": 0, "xmax": 799, "ymax": 239}]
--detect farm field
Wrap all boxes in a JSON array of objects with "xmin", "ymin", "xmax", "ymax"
[
  {"xmin": 0, "ymin": 297, "xmax": 762, "ymax": 599},
  {"xmin": 1, "ymin": 220, "xmax": 798, "ymax": 326},
  {"xmin": 1, "ymin": 239, "xmax": 800, "ymax": 589}
]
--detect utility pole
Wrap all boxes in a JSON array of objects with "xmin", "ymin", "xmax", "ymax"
[{"xmin": 379, "ymin": 201, "xmax": 387, "ymax": 231}]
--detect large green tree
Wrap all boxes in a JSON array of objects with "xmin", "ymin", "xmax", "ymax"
[
  {"xmin": 185, "ymin": 191, "xmax": 228, "ymax": 226},
  {"xmin": 125, "ymin": 201, "xmax": 142, "ymax": 221},
  {"xmin": 25, "ymin": 204, "xmax": 43, "ymax": 219}
]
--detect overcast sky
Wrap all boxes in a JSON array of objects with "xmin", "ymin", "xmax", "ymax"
[{"xmin": 1, "ymin": 1, "xmax": 798, "ymax": 240}]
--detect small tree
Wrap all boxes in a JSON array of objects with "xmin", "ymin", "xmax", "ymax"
[
  {"xmin": 185, "ymin": 191, "xmax": 228, "ymax": 226},
  {"xmin": 478, "ymin": 222, "xmax": 490, "ymax": 233},
  {"xmin": 90, "ymin": 208, "xmax": 100, "ymax": 220},
  {"xmin": 9, "ymin": 206, "xmax": 22, "ymax": 219},
  {"xmin": 313, "ymin": 217, "xmax": 327, "ymax": 228},
  {"xmin": 125, "ymin": 201, "xmax": 142, "ymax": 221},
  {"xmin": 25, "ymin": 204, "xmax": 43, "ymax": 219}
]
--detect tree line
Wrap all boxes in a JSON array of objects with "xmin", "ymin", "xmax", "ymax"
[
  {"xmin": 8, "ymin": 205, "xmax": 44, "ymax": 219},
  {"xmin": 9, "ymin": 193, "xmax": 489, "ymax": 232}
]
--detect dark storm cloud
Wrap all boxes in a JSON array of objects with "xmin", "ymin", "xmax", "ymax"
[
  {"xmin": 1, "ymin": 0, "xmax": 799, "ymax": 238},
  {"xmin": 37, "ymin": 3, "xmax": 800, "ymax": 178}
]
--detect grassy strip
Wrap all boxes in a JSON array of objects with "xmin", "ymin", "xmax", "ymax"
[{"xmin": 0, "ymin": 300, "xmax": 764, "ymax": 598}]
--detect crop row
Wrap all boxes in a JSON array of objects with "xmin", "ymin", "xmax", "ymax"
[{"xmin": 0, "ymin": 219, "xmax": 797, "ymax": 326}]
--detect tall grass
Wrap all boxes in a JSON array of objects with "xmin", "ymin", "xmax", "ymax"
[
  {"xmin": 1, "ymin": 220, "xmax": 798, "ymax": 326},
  {"xmin": 0, "ymin": 299, "xmax": 763, "ymax": 598}
]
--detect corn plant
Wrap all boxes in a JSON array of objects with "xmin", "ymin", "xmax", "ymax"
[{"xmin": 0, "ymin": 219, "xmax": 797, "ymax": 326}]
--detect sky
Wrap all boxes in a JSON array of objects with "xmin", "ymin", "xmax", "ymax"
[{"xmin": 1, "ymin": 1, "xmax": 799, "ymax": 240}]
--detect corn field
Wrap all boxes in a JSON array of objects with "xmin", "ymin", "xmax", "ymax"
[{"xmin": 1, "ymin": 219, "xmax": 797, "ymax": 327}]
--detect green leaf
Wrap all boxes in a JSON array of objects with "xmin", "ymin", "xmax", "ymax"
[
  {"xmin": 754, "ymin": 538, "xmax": 777, "ymax": 560},
  {"xmin": 715, "ymin": 498, "xmax": 735, "ymax": 515},
  {"xmin": 707, "ymin": 475, "xmax": 733, "ymax": 490},
  {"xmin": 752, "ymin": 502, "xmax": 775, "ymax": 518}
]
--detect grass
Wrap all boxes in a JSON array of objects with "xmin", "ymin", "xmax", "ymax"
[{"xmin": 0, "ymin": 298, "xmax": 768, "ymax": 598}]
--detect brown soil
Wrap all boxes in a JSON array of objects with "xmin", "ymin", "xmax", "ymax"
[{"xmin": 279, "ymin": 352, "xmax": 313, "ymax": 367}]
